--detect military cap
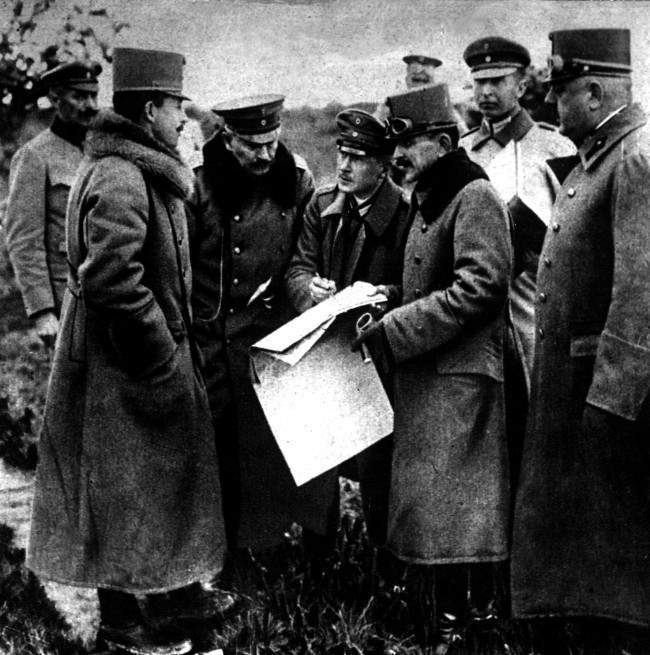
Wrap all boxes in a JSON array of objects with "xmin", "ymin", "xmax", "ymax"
[
  {"xmin": 39, "ymin": 60, "xmax": 102, "ymax": 92},
  {"xmin": 113, "ymin": 47, "xmax": 189, "ymax": 100},
  {"xmin": 463, "ymin": 36, "xmax": 530, "ymax": 79},
  {"xmin": 387, "ymin": 83, "xmax": 457, "ymax": 140},
  {"xmin": 336, "ymin": 109, "xmax": 394, "ymax": 157},
  {"xmin": 546, "ymin": 29, "xmax": 632, "ymax": 83},
  {"xmin": 212, "ymin": 94, "xmax": 284, "ymax": 142},
  {"xmin": 402, "ymin": 54, "xmax": 442, "ymax": 68}
]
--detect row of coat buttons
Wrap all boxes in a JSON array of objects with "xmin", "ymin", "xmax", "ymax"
[{"xmin": 233, "ymin": 211, "xmax": 288, "ymax": 222}]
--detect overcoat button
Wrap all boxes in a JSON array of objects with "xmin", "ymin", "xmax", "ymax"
[
  {"xmin": 543, "ymin": 257, "xmax": 552, "ymax": 267},
  {"xmin": 567, "ymin": 187, "xmax": 576, "ymax": 197},
  {"xmin": 414, "ymin": 288, "xmax": 422, "ymax": 297},
  {"xmin": 538, "ymin": 327, "xmax": 545, "ymax": 339},
  {"xmin": 552, "ymin": 223, "xmax": 560, "ymax": 232},
  {"xmin": 233, "ymin": 246, "xmax": 241, "ymax": 255},
  {"xmin": 539, "ymin": 292, "xmax": 547, "ymax": 302},
  {"xmin": 233, "ymin": 278, "xmax": 240, "ymax": 286},
  {"xmin": 233, "ymin": 215, "xmax": 241, "ymax": 222},
  {"xmin": 178, "ymin": 235, "xmax": 184, "ymax": 245},
  {"xmin": 421, "ymin": 224, "xmax": 428, "ymax": 233},
  {"xmin": 280, "ymin": 211, "xmax": 287, "ymax": 218},
  {"xmin": 228, "ymin": 308, "xmax": 234, "ymax": 315}
]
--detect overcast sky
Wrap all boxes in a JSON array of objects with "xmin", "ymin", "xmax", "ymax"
[{"xmin": 29, "ymin": 0, "xmax": 650, "ymax": 109}]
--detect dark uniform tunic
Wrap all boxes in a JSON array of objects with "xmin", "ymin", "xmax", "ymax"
[
  {"xmin": 190, "ymin": 133, "xmax": 340, "ymax": 552},
  {"xmin": 286, "ymin": 175, "xmax": 411, "ymax": 543}
]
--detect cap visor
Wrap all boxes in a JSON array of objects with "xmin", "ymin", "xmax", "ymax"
[
  {"xmin": 61, "ymin": 82, "xmax": 100, "ymax": 92},
  {"xmin": 472, "ymin": 66, "xmax": 519, "ymax": 80}
]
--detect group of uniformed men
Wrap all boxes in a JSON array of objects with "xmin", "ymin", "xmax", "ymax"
[{"xmin": 3, "ymin": 24, "xmax": 648, "ymax": 655}]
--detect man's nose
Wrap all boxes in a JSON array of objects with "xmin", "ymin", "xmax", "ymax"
[
  {"xmin": 545, "ymin": 87, "xmax": 557, "ymax": 104},
  {"xmin": 258, "ymin": 145, "xmax": 273, "ymax": 161}
]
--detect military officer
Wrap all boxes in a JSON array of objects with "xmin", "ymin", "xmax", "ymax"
[
  {"xmin": 190, "ymin": 95, "xmax": 340, "ymax": 580},
  {"xmin": 4, "ymin": 61, "xmax": 101, "ymax": 346},
  {"xmin": 286, "ymin": 108, "xmax": 411, "ymax": 545},
  {"xmin": 512, "ymin": 29, "xmax": 650, "ymax": 651},
  {"xmin": 460, "ymin": 36, "xmax": 574, "ymax": 492}
]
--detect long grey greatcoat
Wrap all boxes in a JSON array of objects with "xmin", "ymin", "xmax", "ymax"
[
  {"xmin": 381, "ymin": 148, "xmax": 512, "ymax": 564},
  {"xmin": 512, "ymin": 104, "xmax": 650, "ymax": 627},
  {"xmin": 190, "ymin": 133, "xmax": 340, "ymax": 552},
  {"xmin": 285, "ymin": 175, "xmax": 411, "ymax": 544},
  {"xmin": 4, "ymin": 119, "xmax": 85, "ymax": 317},
  {"xmin": 27, "ymin": 110, "xmax": 225, "ymax": 593}
]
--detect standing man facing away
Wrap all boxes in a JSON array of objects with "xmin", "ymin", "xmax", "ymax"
[
  {"xmin": 512, "ymin": 29, "xmax": 650, "ymax": 652},
  {"xmin": 460, "ymin": 36, "xmax": 574, "ymax": 489},
  {"xmin": 190, "ymin": 95, "xmax": 339, "ymax": 581},
  {"xmin": 285, "ymin": 108, "xmax": 411, "ymax": 546},
  {"xmin": 27, "ymin": 47, "xmax": 227, "ymax": 655},
  {"xmin": 354, "ymin": 84, "xmax": 511, "ymax": 652},
  {"xmin": 4, "ymin": 61, "xmax": 100, "ymax": 346}
]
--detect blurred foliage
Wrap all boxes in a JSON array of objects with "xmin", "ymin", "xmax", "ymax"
[{"xmin": 0, "ymin": 0, "xmax": 128, "ymax": 176}]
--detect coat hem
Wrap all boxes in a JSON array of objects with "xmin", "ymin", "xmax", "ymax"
[
  {"xmin": 512, "ymin": 606, "xmax": 650, "ymax": 629},
  {"xmin": 387, "ymin": 548, "xmax": 509, "ymax": 566},
  {"xmin": 27, "ymin": 566, "xmax": 223, "ymax": 595}
]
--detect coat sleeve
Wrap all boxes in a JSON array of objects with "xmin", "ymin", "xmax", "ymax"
[
  {"xmin": 3, "ymin": 144, "xmax": 55, "ymax": 317},
  {"xmin": 382, "ymin": 181, "xmax": 511, "ymax": 363},
  {"xmin": 285, "ymin": 194, "xmax": 322, "ymax": 313},
  {"xmin": 78, "ymin": 159, "xmax": 176, "ymax": 377},
  {"xmin": 586, "ymin": 152, "xmax": 650, "ymax": 420}
]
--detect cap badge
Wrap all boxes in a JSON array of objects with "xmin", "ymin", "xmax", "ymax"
[
  {"xmin": 260, "ymin": 119, "xmax": 267, "ymax": 126},
  {"xmin": 355, "ymin": 117, "xmax": 361, "ymax": 125},
  {"xmin": 485, "ymin": 55, "xmax": 491, "ymax": 63},
  {"xmin": 352, "ymin": 131, "xmax": 358, "ymax": 137}
]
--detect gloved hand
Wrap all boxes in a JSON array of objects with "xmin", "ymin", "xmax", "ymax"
[{"xmin": 34, "ymin": 311, "xmax": 59, "ymax": 349}]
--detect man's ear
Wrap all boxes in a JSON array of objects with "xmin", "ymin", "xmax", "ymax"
[
  {"xmin": 438, "ymin": 132, "xmax": 453, "ymax": 153},
  {"xmin": 222, "ymin": 129, "xmax": 234, "ymax": 153},
  {"xmin": 142, "ymin": 99, "xmax": 156, "ymax": 126},
  {"xmin": 516, "ymin": 75, "xmax": 528, "ymax": 100},
  {"xmin": 587, "ymin": 79, "xmax": 604, "ymax": 110}
]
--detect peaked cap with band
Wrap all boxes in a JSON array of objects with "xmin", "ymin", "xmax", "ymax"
[
  {"xmin": 336, "ymin": 109, "xmax": 394, "ymax": 157},
  {"xmin": 212, "ymin": 94, "xmax": 284, "ymax": 143},
  {"xmin": 112, "ymin": 47, "xmax": 189, "ymax": 100},
  {"xmin": 463, "ymin": 36, "xmax": 530, "ymax": 79},
  {"xmin": 546, "ymin": 29, "xmax": 632, "ymax": 83},
  {"xmin": 387, "ymin": 83, "xmax": 457, "ymax": 140},
  {"xmin": 402, "ymin": 54, "xmax": 442, "ymax": 68},
  {"xmin": 40, "ymin": 61, "xmax": 102, "ymax": 92}
]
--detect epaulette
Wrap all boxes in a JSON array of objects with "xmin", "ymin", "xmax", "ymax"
[
  {"xmin": 293, "ymin": 153, "xmax": 310, "ymax": 171},
  {"xmin": 537, "ymin": 121, "xmax": 558, "ymax": 132}
]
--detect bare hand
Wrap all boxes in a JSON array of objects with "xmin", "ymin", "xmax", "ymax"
[
  {"xmin": 309, "ymin": 275, "xmax": 337, "ymax": 303},
  {"xmin": 34, "ymin": 312, "xmax": 59, "ymax": 349}
]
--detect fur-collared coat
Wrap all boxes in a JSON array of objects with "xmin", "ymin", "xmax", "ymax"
[
  {"xmin": 189, "ymin": 133, "xmax": 340, "ymax": 552},
  {"xmin": 27, "ymin": 110, "xmax": 225, "ymax": 592},
  {"xmin": 512, "ymin": 103, "xmax": 650, "ymax": 627},
  {"xmin": 380, "ymin": 148, "xmax": 512, "ymax": 564}
]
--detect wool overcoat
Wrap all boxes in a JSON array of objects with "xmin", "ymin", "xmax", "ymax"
[
  {"xmin": 4, "ymin": 119, "xmax": 85, "ymax": 317},
  {"xmin": 380, "ymin": 148, "xmax": 512, "ymax": 564},
  {"xmin": 285, "ymin": 175, "xmax": 411, "ymax": 544},
  {"xmin": 512, "ymin": 103, "xmax": 650, "ymax": 627},
  {"xmin": 190, "ymin": 133, "xmax": 340, "ymax": 552},
  {"xmin": 27, "ymin": 110, "xmax": 226, "ymax": 592}
]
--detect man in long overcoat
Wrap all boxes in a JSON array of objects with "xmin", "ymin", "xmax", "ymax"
[
  {"xmin": 4, "ymin": 61, "xmax": 100, "ymax": 346},
  {"xmin": 355, "ymin": 84, "xmax": 511, "ymax": 651},
  {"xmin": 190, "ymin": 95, "xmax": 339, "ymax": 573},
  {"xmin": 286, "ymin": 108, "xmax": 411, "ymax": 545},
  {"xmin": 27, "ymin": 48, "xmax": 227, "ymax": 655},
  {"xmin": 512, "ymin": 29, "xmax": 650, "ymax": 648}
]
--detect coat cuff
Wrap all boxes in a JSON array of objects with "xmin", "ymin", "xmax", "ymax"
[
  {"xmin": 587, "ymin": 330, "xmax": 650, "ymax": 421},
  {"xmin": 23, "ymin": 285, "xmax": 56, "ymax": 319}
]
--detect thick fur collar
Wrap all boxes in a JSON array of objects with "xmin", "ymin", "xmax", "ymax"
[
  {"xmin": 201, "ymin": 129, "xmax": 298, "ymax": 211},
  {"xmin": 416, "ymin": 147, "xmax": 489, "ymax": 222},
  {"xmin": 85, "ymin": 109, "xmax": 194, "ymax": 199}
]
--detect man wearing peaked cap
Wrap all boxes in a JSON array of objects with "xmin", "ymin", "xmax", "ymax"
[
  {"xmin": 27, "ymin": 47, "xmax": 231, "ymax": 655},
  {"xmin": 512, "ymin": 28, "xmax": 650, "ymax": 645},
  {"xmin": 356, "ymin": 83, "xmax": 512, "ymax": 651},
  {"xmin": 4, "ymin": 60, "xmax": 101, "ymax": 347},
  {"xmin": 460, "ymin": 35, "xmax": 574, "ymax": 505},
  {"xmin": 286, "ymin": 109, "xmax": 411, "ymax": 547},
  {"xmin": 189, "ymin": 94, "xmax": 340, "ymax": 573}
]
